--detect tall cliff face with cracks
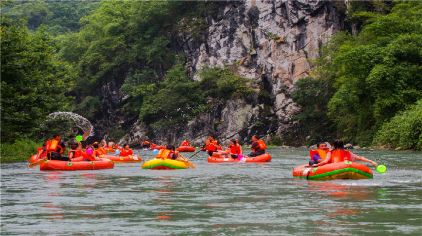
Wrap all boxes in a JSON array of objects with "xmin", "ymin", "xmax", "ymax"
[{"xmin": 123, "ymin": 0, "xmax": 346, "ymax": 146}]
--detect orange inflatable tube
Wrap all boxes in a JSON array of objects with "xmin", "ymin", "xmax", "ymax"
[
  {"xmin": 207, "ymin": 153, "xmax": 271, "ymax": 163},
  {"xmin": 176, "ymin": 146, "xmax": 195, "ymax": 152},
  {"xmin": 102, "ymin": 154, "xmax": 142, "ymax": 163},
  {"xmin": 40, "ymin": 158, "xmax": 114, "ymax": 171}
]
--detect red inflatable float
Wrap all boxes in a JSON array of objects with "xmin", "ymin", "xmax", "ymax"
[
  {"xmin": 40, "ymin": 158, "xmax": 114, "ymax": 171},
  {"xmin": 207, "ymin": 153, "xmax": 271, "ymax": 163},
  {"xmin": 102, "ymin": 154, "xmax": 142, "ymax": 163},
  {"xmin": 176, "ymin": 146, "xmax": 195, "ymax": 152},
  {"xmin": 292, "ymin": 161, "xmax": 373, "ymax": 180},
  {"xmin": 150, "ymin": 144, "xmax": 165, "ymax": 150}
]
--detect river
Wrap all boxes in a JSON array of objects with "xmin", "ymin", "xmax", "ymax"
[{"xmin": 1, "ymin": 148, "xmax": 421, "ymax": 235}]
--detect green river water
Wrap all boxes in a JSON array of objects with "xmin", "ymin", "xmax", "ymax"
[{"xmin": 1, "ymin": 147, "xmax": 421, "ymax": 235}]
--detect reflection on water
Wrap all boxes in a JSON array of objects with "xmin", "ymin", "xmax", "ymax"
[{"xmin": 1, "ymin": 148, "xmax": 421, "ymax": 235}]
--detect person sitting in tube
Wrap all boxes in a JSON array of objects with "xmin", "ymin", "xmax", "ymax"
[
  {"xmin": 308, "ymin": 142, "xmax": 330, "ymax": 166},
  {"xmin": 248, "ymin": 135, "xmax": 267, "ymax": 157},
  {"xmin": 312, "ymin": 140, "xmax": 378, "ymax": 167}
]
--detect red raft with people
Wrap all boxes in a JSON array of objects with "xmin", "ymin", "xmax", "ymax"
[
  {"xmin": 39, "ymin": 158, "xmax": 114, "ymax": 171},
  {"xmin": 207, "ymin": 152, "xmax": 271, "ymax": 163}
]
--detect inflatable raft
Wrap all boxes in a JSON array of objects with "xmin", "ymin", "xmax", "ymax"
[
  {"xmin": 176, "ymin": 146, "xmax": 195, "ymax": 152},
  {"xmin": 292, "ymin": 161, "xmax": 373, "ymax": 180},
  {"xmin": 142, "ymin": 159, "xmax": 189, "ymax": 170},
  {"xmin": 40, "ymin": 158, "xmax": 114, "ymax": 171},
  {"xmin": 102, "ymin": 154, "xmax": 142, "ymax": 163},
  {"xmin": 207, "ymin": 153, "xmax": 271, "ymax": 163}
]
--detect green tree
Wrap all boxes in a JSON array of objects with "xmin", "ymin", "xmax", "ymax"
[{"xmin": 1, "ymin": 21, "xmax": 74, "ymax": 141}]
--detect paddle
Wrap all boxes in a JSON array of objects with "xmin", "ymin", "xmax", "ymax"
[{"xmin": 27, "ymin": 149, "xmax": 46, "ymax": 168}]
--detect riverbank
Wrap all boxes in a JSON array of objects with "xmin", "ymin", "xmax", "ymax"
[{"xmin": 0, "ymin": 140, "xmax": 41, "ymax": 164}]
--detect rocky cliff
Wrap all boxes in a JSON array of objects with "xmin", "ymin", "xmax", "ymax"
[{"xmin": 122, "ymin": 0, "xmax": 346, "ymax": 146}]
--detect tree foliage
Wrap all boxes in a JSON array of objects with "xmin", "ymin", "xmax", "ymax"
[
  {"xmin": 1, "ymin": 20, "xmax": 74, "ymax": 141},
  {"xmin": 315, "ymin": 1, "xmax": 422, "ymax": 146}
]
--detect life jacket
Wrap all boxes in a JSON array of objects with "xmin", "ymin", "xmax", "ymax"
[
  {"xmin": 81, "ymin": 151, "xmax": 96, "ymax": 161},
  {"xmin": 180, "ymin": 140, "xmax": 190, "ymax": 146},
  {"xmin": 96, "ymin": 147, "xmax": 107, "ymax": 156},
  {"xmin": 120, "ymin": 148, "xmax": 133, "ymax": 157},
  {"xmin": 205, "ymin": 141, "xmax": 218, "ymax": 151},
  {"xmin": 156, "ymin": 149, "xmax": 171, "ymax": 159},
  {"xmin": 106, "ymin": 147, "xmax": 115, "ymax": 153},
  {"xmin": 229, "ymin": 144, "xmax": 242, "ymax": 155},
  {"xmin": 330, "ymin": 149, "xmax": 351, "ymax": 163},
  {"xmin": 309, "ymin": 149, "xmax": 328, "ymax": 160},
  {"xmin": 46, "ymin": 139, "xmax": 59, "ymax": 152},
  {"xmin": 257, "ymin": 140, "xmax": 267, "ymax": 150},
  {"xmin": 68, "ymin": 150, "xmax": 83, "ymax": 159}
]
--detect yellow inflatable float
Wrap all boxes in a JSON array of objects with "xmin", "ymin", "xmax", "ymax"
[{"xmin": 142, "ymin": 159, "xmax": 190, "ymax": 170}]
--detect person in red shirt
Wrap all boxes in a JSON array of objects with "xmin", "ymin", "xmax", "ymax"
[{"xmin": 120, "ymin": 144, "xmax": 133, "ymax": 157}]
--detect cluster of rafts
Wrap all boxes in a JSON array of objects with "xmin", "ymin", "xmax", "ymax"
[{"xmin": 28, "ymin": 146, "xmax": 375, "ymax": 181}]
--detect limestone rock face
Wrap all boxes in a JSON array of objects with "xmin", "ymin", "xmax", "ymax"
[{"xmin": 123, "ymin": 0, "xmax": 345, "ymax": 145}]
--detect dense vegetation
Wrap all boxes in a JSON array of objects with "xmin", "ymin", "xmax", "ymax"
[
  {"xmin": 1, "ymin": 0, "xmax": 421, "ymax": 162},
  {"xmin": 293, "ymin": 1, "xmax": 422, "ymax": 149}
]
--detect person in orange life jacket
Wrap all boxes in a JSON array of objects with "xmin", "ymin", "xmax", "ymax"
[
  {"xmin": 68, "ymin": 142, "xmax": 84, "ymax": 161},
  {"xmin": 308, "ymin": 142, "xmax": 330, "ymax": 166},
  {"xmin": 92, "ymin": 142, "xmax": 106, "ymax": 157},
  {"xmin": 46, "ymin": 134, "xmax": 69, "ymax": 161},
  {"xmin": 249, "ymin": 135, "xmax": 267, "ymax": 157},
  {"xmin": 81, "ymin": 144, "xmax": 99, "ymax": 161},
  {"xmin": 203, "ymin": 136, "xmax": 221, "ymax": 156},
  {"xmin": 180, "ymin": 139, "xmax": 190, "ymax": 147},
  {"xmin": 312, "ymin": 140, "xmax": 377, "ymax": 167},
  {"xmin": 155, "ymin": 145, "xmax": 178, "ymax": 160},
  {"xmin": 120, "ymin": 144, "xmax": 133, "ymax": 157},
  {"xmin": 228, "ymin": 139, "xmax": 242, "ymax": 159}
]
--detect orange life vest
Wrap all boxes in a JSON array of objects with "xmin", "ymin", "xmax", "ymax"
[
  {"xmin": 330, "ymin": 149, "xmax": 351, "ymax": 163},
  {"xmin": 46, "ymin": 139, "xmax": 59, "ymax": 152},
  {"xmin": 257, "ymin": 140, "xmax": 267, "ymax": 150},
  {"xmin": 309, "ymin": 149, "xmax": 328, "ymax": 160},
  {"xmin": 156, "ymin": 149, "xmax": 171, "ymax": 159},
  {"xmin": 229, "ymin": 144, "xmax": 242, "ymax": 155}
]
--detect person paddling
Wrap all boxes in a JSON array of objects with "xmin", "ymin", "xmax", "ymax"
[
  {"xmin": 249, "ymin": 135, "xmax": 267, "ymax": 157},
  {"xmin": 312, "ymin": 140, "xmax": 377, "ymax": 167}
]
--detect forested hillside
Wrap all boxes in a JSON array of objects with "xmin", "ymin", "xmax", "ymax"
[{"xmin": 1, "ymin": 0, "xmax": 421, "ymax": 150}]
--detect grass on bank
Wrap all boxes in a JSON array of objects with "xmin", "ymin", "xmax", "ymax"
[{"xmin": 0, "ymin": 139, "xmax": 41, "ymax": 164}]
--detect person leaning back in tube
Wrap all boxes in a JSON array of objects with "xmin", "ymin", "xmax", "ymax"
[
  {"xmin": 308, "ymin": 142, "xmax": 330, "ymax": 166},
  {"xmin": 248, "ymin": 135, "xmax": 267, "ymax": 157},
  {"xmin": 45, "ymin": 134, "xmax": 69, "ymax": 161},
  {"xmin": 312, "ymin": 140, "xmax": 377, "ymax": 167}
]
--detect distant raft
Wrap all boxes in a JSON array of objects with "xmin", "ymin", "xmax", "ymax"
[
  {"xmin": 207, "ymin": 153, "xmax": 271, "ymax": 163},
  {"xmin": 176, "ymin": 146, "xmax": 196, "ymax": 152},
  {"xmin": 40, "ymin": 159, "xmax": 114, "ymax": 171},
  {"xmin": 102, "ymin": 154, "xmax": 142, "ymax": 163},
  {"xmin": 292, "ymin": 161, "xmax": 373, "ymax": 180},
  {"xmin": 142, "ymin": 159, "xmax": 189, "ymax": 170}
]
